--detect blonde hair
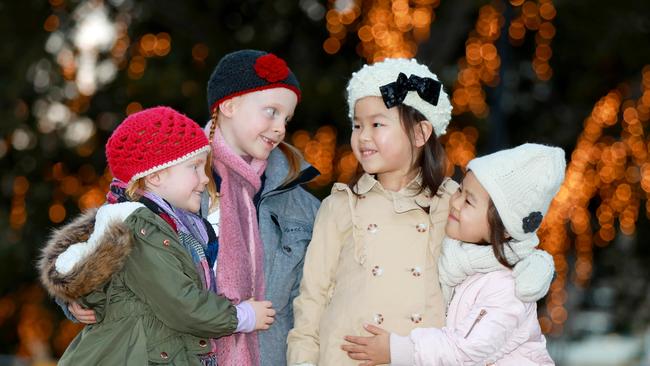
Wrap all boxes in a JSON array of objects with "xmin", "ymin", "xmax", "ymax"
[
  {"xmin": 205, "ymin": 108, "xmax": 220, "ymax": 212},
  {"xmin": 125, "ymin": 178, "xmax": 147, "ymax": 200}
]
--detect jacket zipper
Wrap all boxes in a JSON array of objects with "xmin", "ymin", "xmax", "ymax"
[
  {"xmin": 464, "ymin": 309, "xmax": 487, "ymax": 339},
  {"xmin": 445, "ymin": 288, "xmax": 455, "ymax": 318}
]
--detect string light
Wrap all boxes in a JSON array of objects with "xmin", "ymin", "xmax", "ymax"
[
  {"xmin": 452, "ymin": 0, "xmax": 556, "ymax": 118},
  {"xmin": 324, "ymin": 0, "xmax": 441, "ymax": 62},
  {"xmin": 537, "ymin": 65, "xmax": 650, "ymax": 335}
]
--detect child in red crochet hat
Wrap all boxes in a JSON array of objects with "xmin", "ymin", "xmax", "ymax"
[{"xmin": 39, "ymin": 106, "xmax": 275, "ymax": 365}]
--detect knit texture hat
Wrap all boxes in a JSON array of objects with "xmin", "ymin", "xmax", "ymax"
[
  {"xmin": 207, "ymin": 49, "xmax": 301, "ymax": 113},
  {"xmin": 346, "ymin": 58, "xmax": 452, "ymax": 136},
  {"xmin": 467, "ymin": 143, "xmax": 566, "ymax": 241},
  {"xmin": 106, "ymin": 106, "xmax": 210, "ymax": 184}
]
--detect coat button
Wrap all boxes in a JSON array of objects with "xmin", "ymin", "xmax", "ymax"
[
  {"xmin": 160, "ymin": 351, "xmax": 169, "ymax": 359},
  {"xmin": 374, "ymin": 313, "xmax": 384, "ymax": 325},
  {"xmin": 199, "ymin": 339, "xmax": 207, "ymax": 348},
  {"xmin": 371, "ymin": 265, "xmax": 383, "ymax": 276},
  {"xmin": 416, "ymin": 223, "xmax": 427, "ymax": 232},
  {"xmin": 163, "ymin": 239, "xmax": 170, "ymax": 247},
  {"xmin": 411, "ymin": 267, "xmax": 422, "ymax": 277},
  {"xmin": 140, "ymin": 228, "xmax": 146, "ymax": 235},
  {"xmin": 283, "ymin": 245, "xmax": 292, "ymax": 253},
  {"xmin": 367, "ymin": 223, "xmax": 378, "ymax": 233},
  {"xmin": 410, "ymin": 313, "xmax": 422, "ymax": 323}
]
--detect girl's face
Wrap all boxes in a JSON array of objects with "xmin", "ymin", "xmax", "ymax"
[
  {"xmin": 446, "ymin": 171, "xmax": 492, "ymax": 243},
  {"xmin": 149, "ymin": 151, "xmax": 210, "ymax": 213},
  {"xmin": 219, "ymin": 88, "xmax": 297, "ymax": 160},
  {"xmin": 351, "ymin": 96, "xmax": 416, "ymax": 187}
]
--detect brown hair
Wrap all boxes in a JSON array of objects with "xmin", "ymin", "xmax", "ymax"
[
  {"xmin": 486, "ymin": 198, "xmax": 515, "ymax": 269},
  {"xmin": 348, "ymin": 104, "xmax": 447, "ymax": 197}
]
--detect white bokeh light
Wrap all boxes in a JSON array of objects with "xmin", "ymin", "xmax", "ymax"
[
  {"xmin": 73, "ymin": 3, "xmax": 117, "ymax": 95},
  {"xmin": 73, "ymin": 4, "xmax": 116, "ymax": 52},
  {"xmin": 12, "ymin": 128, "xmax": 34, "ymax": 151},
  {"xmin": 63, "ymin": 117, "xmax": 96, "ymax": 147}
]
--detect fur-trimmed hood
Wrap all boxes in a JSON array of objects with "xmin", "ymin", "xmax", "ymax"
[{"xmin": 39, "ymin": 203, "xmax": 144, "ymax": 302}]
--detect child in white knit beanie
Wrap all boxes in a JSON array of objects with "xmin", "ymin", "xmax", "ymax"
[{"xmin": 342, "ymin": 143, "xmax": 563, "ymax": 366}]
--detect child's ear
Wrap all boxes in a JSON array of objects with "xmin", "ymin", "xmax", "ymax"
[
  {"xmin": 144, "ymin": 171, "xmax": 164, "ymax": 188},
  {"xmin": 414, "ymin": 120, "xmax": 433, "ymax": 148},
  {"xmin": 218, "ymin": 97, "xmax": 240, "ymax": 118}
]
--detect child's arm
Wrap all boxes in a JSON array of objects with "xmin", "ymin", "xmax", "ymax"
[
  {"xmin": 40, "ymin": 203, "xmax": 144, "ymax": 324},
  {"xmin": 408, "ymin": 275, "xmax": 529, "ymax": 365},
  {"xmin": 123, "ymin": 216, "xmax": 240, "ymax": 339},
  {"xmin": 344, "ymin": 273, "xmax": 530, "ymax": 366},
  {"xmin": 286, "ymin": 196, "xmax": 344, "ymax": 365}
]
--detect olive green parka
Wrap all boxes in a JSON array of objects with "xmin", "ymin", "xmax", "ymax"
[{"xmin": 39, "ymin": 204, "xmax": 238, "ymax": 365}]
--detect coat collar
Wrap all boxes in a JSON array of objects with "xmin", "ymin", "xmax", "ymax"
[
  {"xmin": 261, "ymin": 144, "xmax": 320, "ymax": 197},
  {"xmin": 38, "ymin": 205, "xmax": 149, "ymax": 302},
  {"xmin": 350, "ymin": 173, "xmax": 432, "ymax": 213}
]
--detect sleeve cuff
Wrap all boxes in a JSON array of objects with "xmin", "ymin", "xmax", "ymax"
[
  {"xmin": 390, "ymin": 333, "xmax": 415, "ymax": 366},
  {"xmin": 234, "ymin": 301, "xmax": 256, "ymax": 333},
  {"xmin": 55, "ymin": 297, "xmax": 77, "ymax": 322}
]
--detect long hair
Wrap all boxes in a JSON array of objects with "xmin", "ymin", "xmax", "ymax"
[
  {"xmin": 486, "ymin": 198, "xmax": 515, "ymax": 269},
  {"xmin": 348, "ymin": 104, "xmax": 447, "ymax": 197},
  {"xmin": 204, "ymin": 108, "xmax": 221, "ymax": 211}
]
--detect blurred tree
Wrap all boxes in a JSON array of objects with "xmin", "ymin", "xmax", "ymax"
[{"xmin": 1, "ymin": 0, "xmax": 650, "ymax": 359}]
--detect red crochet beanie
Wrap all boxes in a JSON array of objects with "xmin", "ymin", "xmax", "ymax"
[{"xmin": 106, "ymin": 106, "xmax": 210, "ymax": 184}]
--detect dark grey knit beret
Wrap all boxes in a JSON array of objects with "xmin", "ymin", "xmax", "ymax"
[{"xmin": 207, "ymin": 49, "xmax": 301, "ymax": 113}]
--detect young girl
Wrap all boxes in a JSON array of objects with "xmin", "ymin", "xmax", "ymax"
[
  {"xmin": 287, "ymin": 59, "xmax": 555, "ymax": 366},
  {"xmin": 39, "ymin": 106, "xmax": 275, "ymax": 365},
  {"xmin": 341, "ymin": 143, "xmax": 563, "ymax": 365},
  {"xmin": 286, "ymin": 58, "xmax": 457, "ymax": 366},
  {"xmin": 204, "ymin": 50, "xmax": 321, "ymax": 366}
]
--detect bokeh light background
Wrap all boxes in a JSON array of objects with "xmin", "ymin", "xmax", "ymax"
[{"xmin": 1, "ymin": 0, "xmax": 650, "ymax": 365}]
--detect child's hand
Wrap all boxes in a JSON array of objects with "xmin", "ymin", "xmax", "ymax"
[
  {"xmin": 342, "ymin": 324, "xmax": 390, "ymax": 366},
  {"xmin": 246, "ymin": 299, "xmax": 275, "ymax": 330},
  {"xmin": 68, "ymin": 301, "xmax": 97, "ymax": 324}
]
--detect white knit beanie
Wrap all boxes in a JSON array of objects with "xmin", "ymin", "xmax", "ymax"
[
  {"xmin": 467, "ymin": 143, "xmax": 566, "ymax": 241},
  {"xmin": 346, "ymin": 58, "xmax": 452, "ymax": 137}
]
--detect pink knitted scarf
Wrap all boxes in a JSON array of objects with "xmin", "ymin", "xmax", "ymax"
[{"xmin": 210, "ymin": 126, "xmax": 267, "ymax": 366}]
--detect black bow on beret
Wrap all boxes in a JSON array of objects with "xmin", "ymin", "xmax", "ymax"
[{"xmin": 379, "ymin": 72, "xmax": 442, "ymax": 109}]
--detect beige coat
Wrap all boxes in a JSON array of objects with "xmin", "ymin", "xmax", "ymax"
[{"xmin": 287, "ymin": 174, "xmax": 458, "ymax": 366}]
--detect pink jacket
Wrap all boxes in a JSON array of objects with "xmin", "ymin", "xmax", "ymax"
[{"xmin": 390, "ymin": 270, "xmax": 554, "ymax": 366}]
